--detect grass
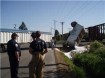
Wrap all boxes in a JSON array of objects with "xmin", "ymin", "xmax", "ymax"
[
  {"xmin": 57, "ymin": 40, "xmax": 105, "ymax": 78},
  {"xmin": 73, "ymin": 41, "xmax": 105, "ymax": 78},
  {"xmin": 60, "ymin": 52, "xmax": 86, "ymax": 78}
]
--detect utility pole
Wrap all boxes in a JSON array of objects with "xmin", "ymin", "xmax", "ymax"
[
  {"xmin": 14, "ymin": 24, "xmax": 16, "ymax": 30},
  {"xmin": 51, "ymin": 27, "xmax": 52, "ymax": 35},
  {"xmin": 51, "ymin": 27, "xmax": 54, "ymax": 35},
  {"xmin": 60, "ymin": 22, "xmax": 64, "ymax": 39},
  {"xmin": 54, "ymin": 20, "xmax": 57, "ymax": 36}
]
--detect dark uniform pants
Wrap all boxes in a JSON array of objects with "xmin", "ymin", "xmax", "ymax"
[
  {"xmin": 29, "ymin": 53, "xmax": 44, "ymax": 78},
  {"xmin": 9, "ymin": 56, "xmax": 19, "ymax": 78}
]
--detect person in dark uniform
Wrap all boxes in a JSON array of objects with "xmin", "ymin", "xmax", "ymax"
[
  {"xmin": 29, "ymin": 31, "xmax": 48, "ymax": 78},
  {"xmin": 31, "ymin": 32, "xmax": 36, "ymax": 41},
  {"xmin": 7, "ymin": 33, "xmax": 21, "ymax": 78}
]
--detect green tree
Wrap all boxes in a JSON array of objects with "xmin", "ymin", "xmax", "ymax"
[
  {"xmin": 54, "ymin": 29, "xmax": 61, "ymax": 41},
  {"xmin": 54, "ymin": 29, "xmax": 59, "ymax": 36},
  {"xmin": 56, "ymin": 35, "xmax": 61, "ymax": 41},
  {"xmin": 19, "ymin": 22, "xmax": 28, "ymax": 30}
]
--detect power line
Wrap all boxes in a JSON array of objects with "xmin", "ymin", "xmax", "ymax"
[
  {"xmin": 57, "ymin": 1, "xmax": 69, "ymax": 20},
  {"xmin": 76, "ymin": 1, "xmax": 102, "ymax": 20},
  {"xmin": 69, "ymin": 1, "xmax": 90, "ymax": 20},
  {"xmin": 55, "ymin": 2, "xmax": 65, "ymax": 21},
  {"xmin": 60, "ymin": 1, "xmax": 92, "ymax": 22},
  {"xmin": 60, "ymin": 1, "xmax": 83, "ymax": 21}
]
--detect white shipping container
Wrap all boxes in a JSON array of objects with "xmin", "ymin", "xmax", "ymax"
[
  {"xmin": 0, "ymin": 32, "xmax": 3, "ymax": 43},
  {"xmin": 0, "ymin": 29, "xmax": 52, "ymax": 44}
]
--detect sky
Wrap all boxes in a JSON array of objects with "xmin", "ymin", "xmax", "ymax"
[{"xmin": 0, "ymin": 0, "xmax": 105, "ymax": 34}]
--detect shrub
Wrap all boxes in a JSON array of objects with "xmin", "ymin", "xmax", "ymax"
[
  {"xmin": 94, "ymin": 47, "xmax": 105, "ymax": 58},
  {"xmin": 89, "ymin": 40, "xmax": 104, "ymax": 53},
  {"xmin": 72, "ymin": 66, "xmax": 86, "ymax": 78},
  {"xmin": 60, "ymin": 52, "xmax": 86, "ymax": 78},
  {"xmin": 55, "ymin": 35, "xmax": 61, "ymax": 41},
  {"xmin": 72, "ymin": 41, "xmax": 105, "ymax": 78},
  {"xmin": 73, "ymin": 52, "xmax": 105, "ymax": 78}
]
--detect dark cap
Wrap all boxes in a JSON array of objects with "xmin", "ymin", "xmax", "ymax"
[
  {"xmin": 36, "ymin": 31, "xmax": 41, "ymax": 38},
  {"xmin": 31, "ymin": 32, "xmax": 36, "ymax": 38},
  {"xmin": 12, "ymin": 33, "xmax": 18, "ymax": 37}
]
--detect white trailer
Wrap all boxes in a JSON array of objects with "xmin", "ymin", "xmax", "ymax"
[{"xmin": 0, "ymin": 28, "xmax": 52, "ymax": 52}]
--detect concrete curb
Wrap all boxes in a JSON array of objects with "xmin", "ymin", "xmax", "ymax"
[{"xmin": 54, "ymin": 48, "xmax": 69, "ymax": 71}]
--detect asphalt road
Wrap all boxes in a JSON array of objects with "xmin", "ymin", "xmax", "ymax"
[{"xmin": 0, "ymin": 49, "xmax": 58, "ymax": 78}]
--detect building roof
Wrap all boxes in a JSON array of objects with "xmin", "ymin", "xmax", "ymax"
[{"xmin": 0, "ymin": 28, "xmax": 52, "ymax": 35}]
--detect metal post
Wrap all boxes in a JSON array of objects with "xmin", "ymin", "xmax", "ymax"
[
  {"xmin": 14, "ymin": 24, "xmax": 16, "ymax": 29},
  {"xmin": 61, "ymin": 22, "xmax": 64, "ymax": 40}
]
